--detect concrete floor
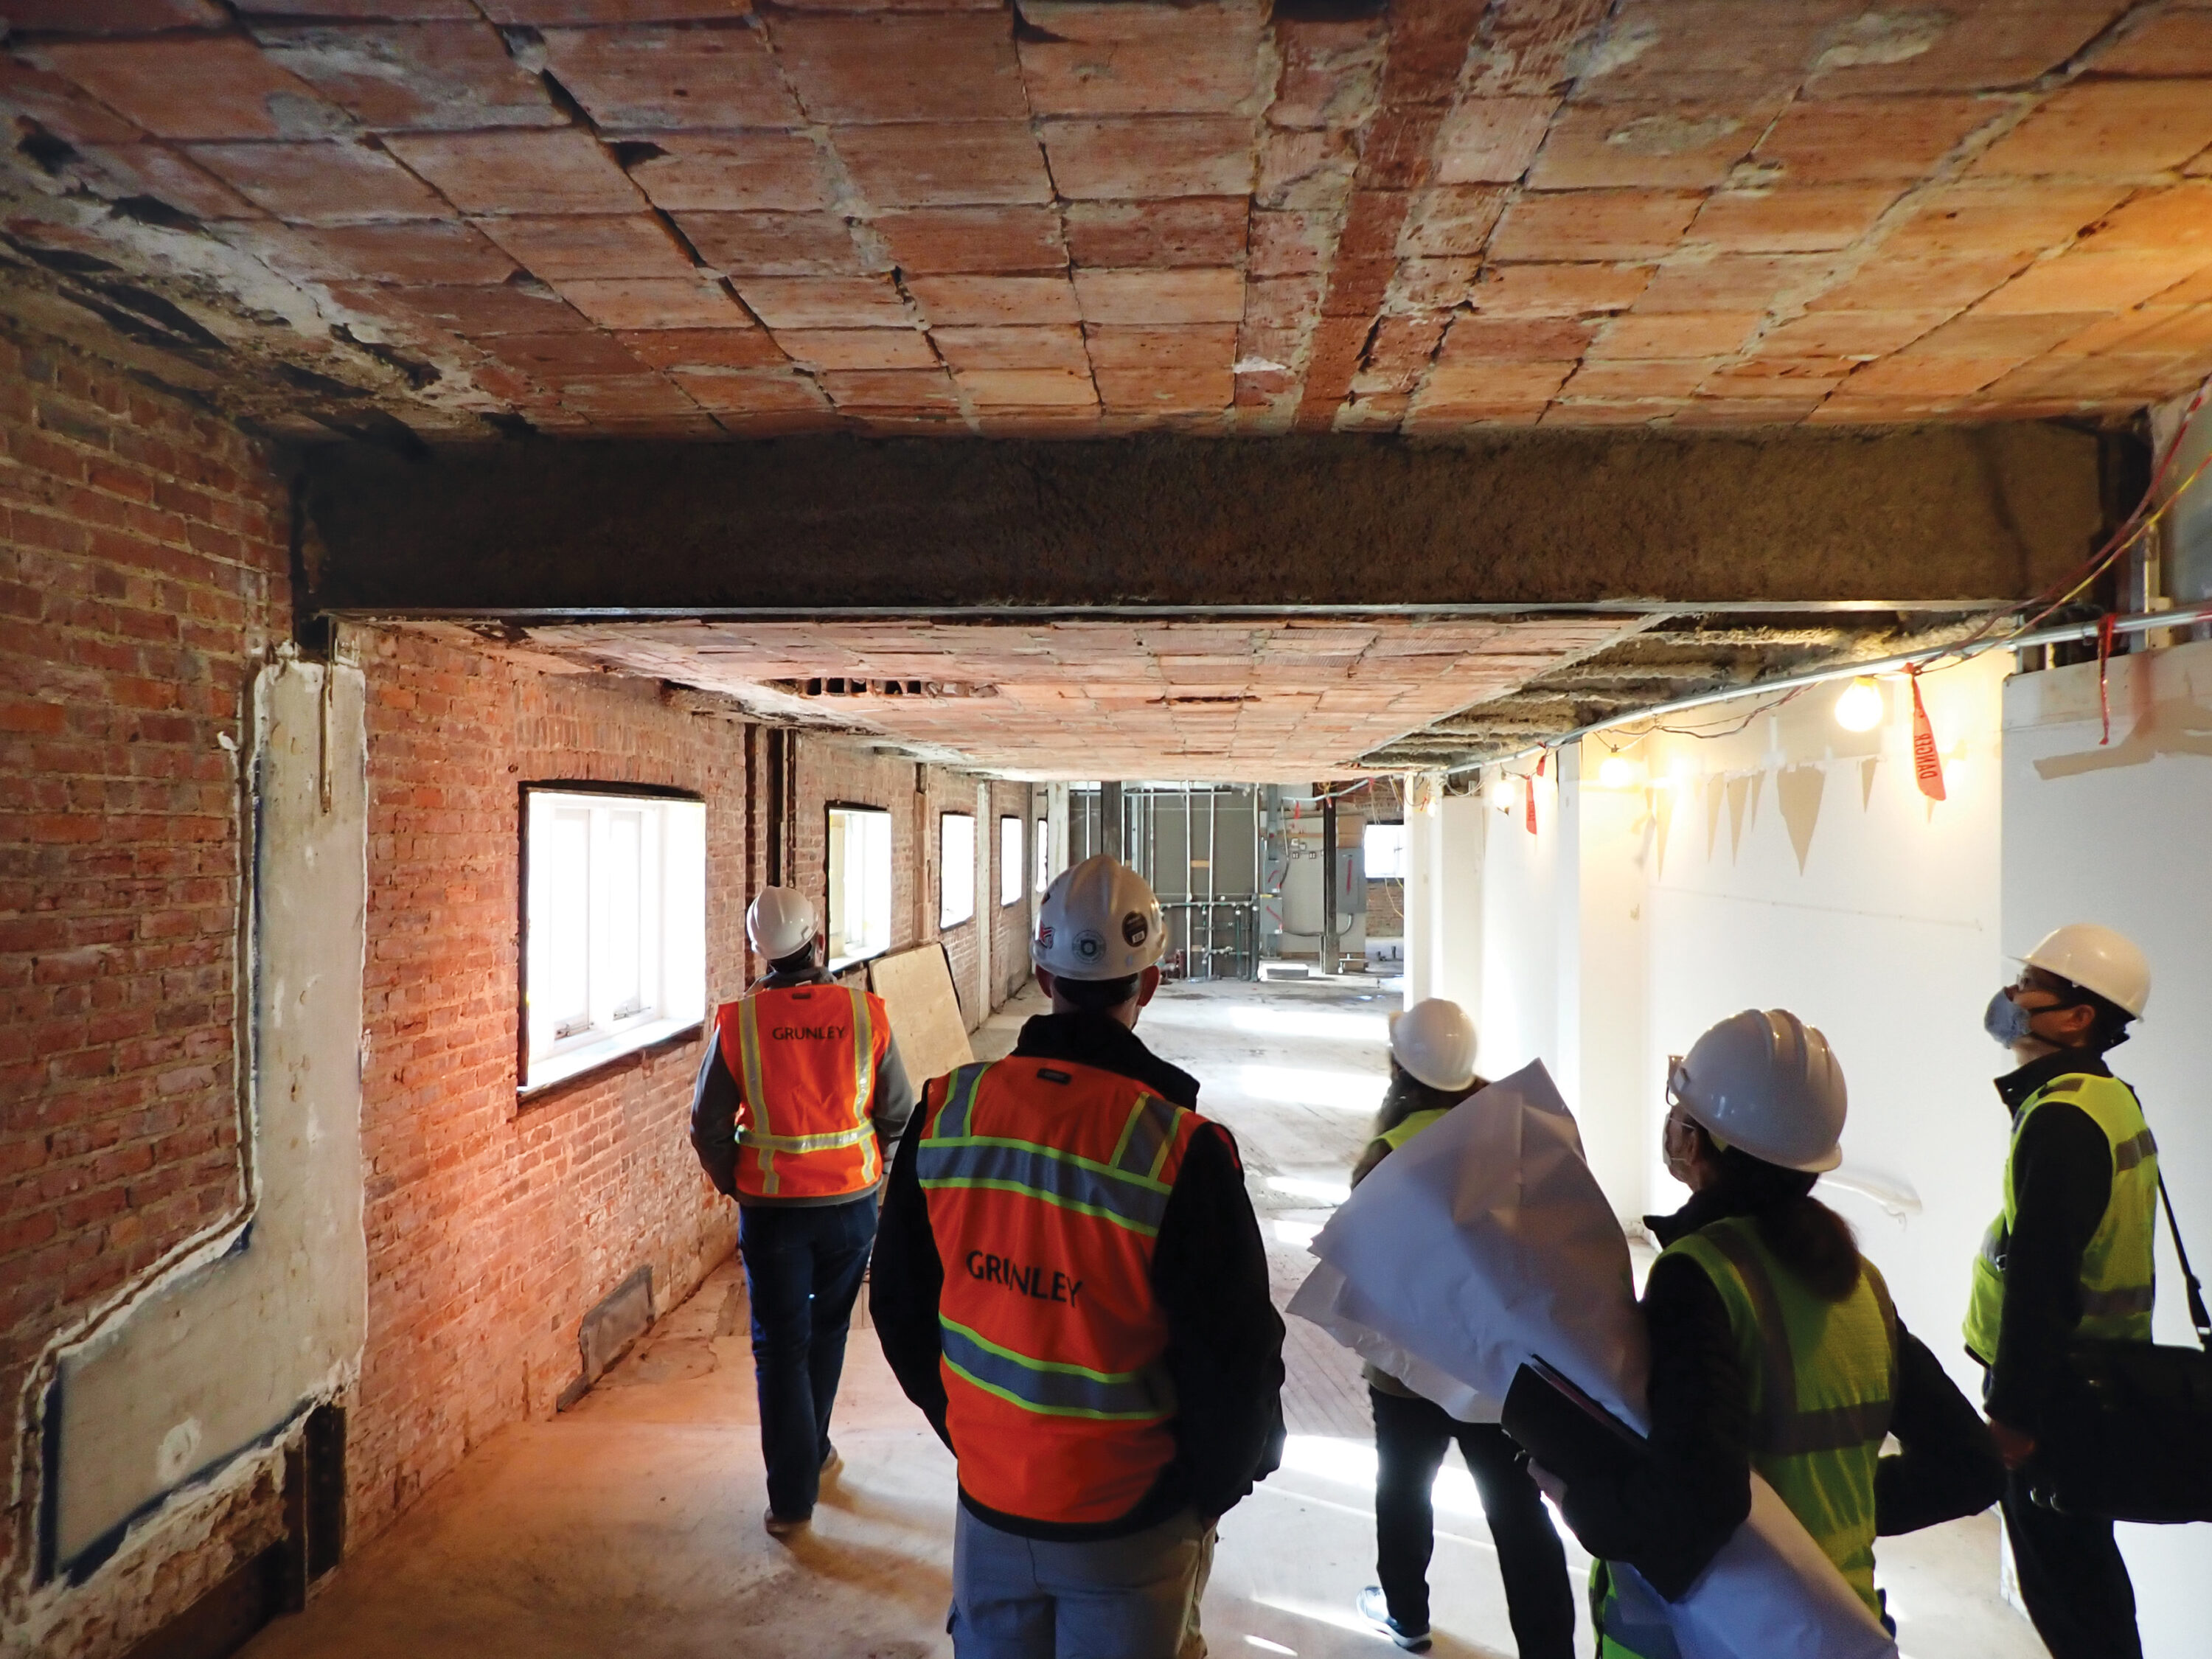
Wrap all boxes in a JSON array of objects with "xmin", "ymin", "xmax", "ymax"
[{"xmin": 247, "ymin": 977, "xmax": 2042, "ymax": 1659}]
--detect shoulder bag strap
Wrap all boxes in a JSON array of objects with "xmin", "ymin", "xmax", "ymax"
[{"xmin": 2157, "ymin": 1174, "xmax": 2212, "ymax": 1352}]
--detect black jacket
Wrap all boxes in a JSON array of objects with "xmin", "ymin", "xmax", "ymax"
[
  {"xmin": 871, "ymin": 1009, "xmax": 1287, "ymax": 1540},
  {"xmin": 688, "ymin": 963, "xmax": 917, "ymax": 1206},
  {"xmin": 1560, "ymin": 1189, "xmax": 2004, "ymax": 1599},
  {"xmin": 1982, "ymin": 1048, "xmax": 2125, "ymax": 1435}
]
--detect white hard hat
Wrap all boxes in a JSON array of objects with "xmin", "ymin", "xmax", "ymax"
[
  {"xmin": 746, "ymin": 887, "xmax": 817, "ymax": 960},
  {"xmin": 1390, "ymin": 998, "xmax": 1478, "ymax": 1092},
  {"xmin": 2022, "ymin": 923, "xmax": 2150, "ymax": 1018},
  {"xmin": 1033, "ymin": 855, "xmax": 1165, "ymax": 980},
  {"xmin": 1670, "ymin": 1009, "xmax": 1847, "ymax": 1175}
]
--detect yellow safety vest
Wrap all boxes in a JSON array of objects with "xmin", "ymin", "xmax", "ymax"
[
  {"xmin": 1963, "ymin": 1071, "xmax": 2157, "ymax": 1366},
  {"xmin": 1377, "ymin": 1106, "xmax": 1448, "ymax": 1152},
  {"xmin": 1595, "ymin": 1217, "xmax": 1898, "ymax": 1652}
]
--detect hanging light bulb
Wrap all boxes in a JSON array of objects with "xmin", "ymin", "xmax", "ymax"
[
  {"xmin": 1834, "ymin": 675, "xmax": 1884, "ymax": 733},
  {"xmin": 1597, "ymin": 754, "xmax": 1635, "ymax": 789}
]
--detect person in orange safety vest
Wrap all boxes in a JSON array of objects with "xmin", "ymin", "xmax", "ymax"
[
  {"xmin": 872, "ymin": 856, "xmax": 1284, "ymax": 1659},
  {"xmin": 690, "ymin": 886, "xmax": 915, "ymax": 1536}
]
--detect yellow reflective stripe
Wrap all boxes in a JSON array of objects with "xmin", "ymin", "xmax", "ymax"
[
  {"xmin": 737, "ymin": 996, "xmax": 777, "ymax": 1196},
  {"xmin": 849, "ymin": 988, "xmax": 879, "ymax": 1183},
  {"xmin": 738, "ymin": 1123, "xmax": 877, "ymax": 1153}
]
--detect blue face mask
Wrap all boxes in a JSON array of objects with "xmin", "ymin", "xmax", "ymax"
[{"xmin": 1983, "ymin": 988, "xmax": 2034, "ymax": 1048}]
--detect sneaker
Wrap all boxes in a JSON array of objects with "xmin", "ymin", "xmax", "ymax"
[
  {"xmin": 763, "ymin": 1509, "xmax": 810, "ymax": 1538},
  {"xmin": 819, "ymin": 1444, "xmax": 843, "ymax": 1478},
  {"xmin": 1355, "ymin": 1586, "xmax": 1430, "ymax": 1652}
]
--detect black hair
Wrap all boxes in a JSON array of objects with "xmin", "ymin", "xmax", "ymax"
[
  {"xmin": 1691, "ymin": 1124, "xmax": 1863, "ymax": 1303},
  {"xmin": 769, "ymin": 941, "xmax": 818, "ymax": 976},
  {"xmin": 1054, "ymin": 972, "xmax": 1141, "ymax": 1013},
  {"xmin": 1372, "ymin": 1059, "xmax": 1481, "ymax": 1141},
  {"xmin": 2073, "ymin": 987, "xmax": 2136, "ymax": 1051},
  {"xmin": 2025, "ymin": 967, "xmax": 2135, "ymax": 1051}
]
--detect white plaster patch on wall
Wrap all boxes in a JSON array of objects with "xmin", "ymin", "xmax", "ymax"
[{"xmin": 40, "ymin": 656, "xmax": 369, "ymax": 1580}]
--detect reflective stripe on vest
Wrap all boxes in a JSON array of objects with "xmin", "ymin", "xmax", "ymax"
[
  {"xmin": 919, "ymin": 1057, "xmax": 1202, "ymax": 1526},
  {"xmin": 722, "ymin": 983, "xmax": 883, "ymax": 1200},
  {"xmin": 1962, "ymin": 1071, "xmax": 2158, "ymax": 1365},
  {"xmin": 1660, "ymin": 1216, "xmax": 1896, "ymax": 1624}
]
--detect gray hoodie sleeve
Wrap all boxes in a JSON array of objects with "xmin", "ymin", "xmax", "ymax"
[{"xmin": 872, "ymin": 1035, "xmax": 918, "ymax": 1162}]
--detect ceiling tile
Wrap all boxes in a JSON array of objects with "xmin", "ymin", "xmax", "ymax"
[
  {"xmin": 384, "ymin": 129, "xmax": 641, "ymax": 215},
  {"xmin": 627, "ymin": 133, "xmax": 834, "ymax": 214},
  {"xmin": 42, "ymin": 36, "xmax": 344, "ymax": 141},
  {"xmin": 539, "ymin": 25, "xmax": 798, "ymax": 131},
  {"xmin": 834, "ymin": 122, "xmax": 1054, "ymax": 208},
  {"xmin": 769, "ymin": 11, "xmax": 1026, "ymax": 124},
  {"xmin": 254, "ymin": 21, "xmax": 560, "ymax": 131}
]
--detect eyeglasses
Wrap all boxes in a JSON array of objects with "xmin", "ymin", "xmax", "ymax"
[{"xmin": 1663, "ymin": 1054, "xmax": 1687, "ymax": 1110}]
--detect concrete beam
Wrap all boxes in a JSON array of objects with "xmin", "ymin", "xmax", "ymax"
[{"xmin": 299, "ymin": 428, "xmax": 2107, "ymax": 617}]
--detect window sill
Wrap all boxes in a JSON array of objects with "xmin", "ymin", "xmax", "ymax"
[{"xmin": 521, "ymin": 1013, "xmax": 703, "ymax": 1100}]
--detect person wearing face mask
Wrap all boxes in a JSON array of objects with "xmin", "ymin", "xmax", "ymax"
[
  {"xmin": 1535, "ymin": 1011, "xmax": 2002, "ymax": 1657},
  {"xmin": 1964, "ymin": 925, "xmax": 2157, "ymax": 1659}
]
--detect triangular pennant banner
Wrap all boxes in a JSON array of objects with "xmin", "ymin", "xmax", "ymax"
[
  {"xmin": 1524, "ymin": 773, "xmax": 1537, "ymax": 835},
  {"xmin": 1908, "ymin": 669, "xmax": 1946, "ymax": 801}
]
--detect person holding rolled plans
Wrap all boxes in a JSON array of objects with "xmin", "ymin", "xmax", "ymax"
[{"xmin": 1530, "ymin": 1010, "xmax": 2003, "ymax": 1656}]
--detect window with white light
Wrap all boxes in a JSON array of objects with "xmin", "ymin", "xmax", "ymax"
[
  {"xmin": 827, "ymin": 804, "xmax": 893, "ymax": 970},
  {"xmin": 1034, "ymin": 816, "xmax": 1048, "ymax": 893},
  {"xmin": 1364, "ymin": 821, "xmax": 1408, "ymax": 880},
  {"xmin": 939, "ymin": 812, "xmax": 975, "ymax": 929},
  {"xmin": 1000, "ymin": 816, "xmax": 1023, "ymax": 906},
  {"xmin": 523, "ymin": 786, "xmax": 706, "ymax": 1096}
]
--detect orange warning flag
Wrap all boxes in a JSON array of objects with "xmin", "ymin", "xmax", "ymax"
[
  {"xmin": 1524, "ymin": 773, "xmax": 1538, "ymax": 835},
  {"xmin": 1908, "ymin": 668, "xmax": 1946, "ymax": 801}
]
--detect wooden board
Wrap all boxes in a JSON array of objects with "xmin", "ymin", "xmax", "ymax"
[{"xmin": 868, "ymin": 943, "xmax": 973, "ymax": 1093}]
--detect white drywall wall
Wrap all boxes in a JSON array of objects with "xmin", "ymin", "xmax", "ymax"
[
  {"xmin": 47, "ymin": 657, "xmax": 369, "ymax": 1573},
  {"xmin": 1611, "ymin": 655, "xmax": 2013, "ymax": 1385},
  {"xmin": 1473, "ymin": 755, "xmax": 1567, "ymax": 1097},
  {"xmin": 2003, "ymin": 639, "xmax": 2212, "ymax": 1659},
  {"xmin": 1460, "ymin": 654, "xmax": 2013, "ymax": 1386},
  {"xmin": 1433, "ymin": 791, "xmax": 1485, "ymax": 1024}
]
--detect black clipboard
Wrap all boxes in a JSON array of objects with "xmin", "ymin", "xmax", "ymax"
[{"xmin": 1500, "ymin": 1354, "xmax": 1651, "ymax": 1487}]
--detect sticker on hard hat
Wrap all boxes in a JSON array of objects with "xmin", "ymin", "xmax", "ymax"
[
  {"xmin": 1037, "ymin": 925, "xmax": 1054, "ymax": 948},
  {"xmin": 1121, "ymin": 912, "xmax": 1149, "ymax": 947},
  {"xmin": 1074, "ymin": 930, "xmax": 1106, "ymax": 961}
]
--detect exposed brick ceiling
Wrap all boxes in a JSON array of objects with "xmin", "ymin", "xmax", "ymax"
[
  {"xmin": 436, "ymin": 614, "xmax": 1641, "ymax": 776},
  {"xmin": 5, "ymin": 1, "xmax": 2212, "ymax": 441}
]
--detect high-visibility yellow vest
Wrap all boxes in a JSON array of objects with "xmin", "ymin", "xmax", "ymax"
[
  {"xmin": 1594, "ymin": 1216, "xmax": 1898, "ymax": 1652},
  {"xmin": 1964, "ymin": 1070, "xmax": 2157, "ymax": 1366},
  {"xmin": 1377, "ymin": 1106, "xmax": 1448, "ymax": 1152}
]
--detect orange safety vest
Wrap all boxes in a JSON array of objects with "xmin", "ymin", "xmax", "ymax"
[
  {"xmin": 918, "ymin": 1055, "xmax": 1206, "ymax": 1526},
  {"xmin": 717, "ymin": 983, "xmax": 889, "ymax": 1201}
]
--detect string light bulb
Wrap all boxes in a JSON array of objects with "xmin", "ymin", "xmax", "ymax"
[
  {"xmin": 1834, "ymin": 676, "xmax": 1884, "ymax": 733},
  {"xmin": 1597, "ymin": 754, "xmax": 1635, "ymax": 789}
]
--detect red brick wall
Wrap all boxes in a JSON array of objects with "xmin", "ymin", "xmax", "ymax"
[
  {"xmin": 0, "ymin": 328, "xmax": 288, "ymax": 1604},
  {"xmin": 784, "ymin": 737, "xmax": 1030, "ymax": 1028},
  {"xmin": 349, "ymin": 630, "xmax": 743, "ymax": 1542},
  {"xmin": 788, "ymin": 734, "xmax": 924, "ymax": 980}
]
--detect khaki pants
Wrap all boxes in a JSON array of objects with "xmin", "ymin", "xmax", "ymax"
[{"xmin": 950, "ymin": 1505, "xmax": 1214, "ymax": 1659}]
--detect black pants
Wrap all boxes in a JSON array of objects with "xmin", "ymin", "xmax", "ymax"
[
  {"xmin": 739, "ymin": 1196, "xmax": 877, "ymax": 1520},
  {"xmin": 1371, "ymin": 1386, "xmax": 1575, "ymax": 1658},
  {"xmin": 2000, "ymin": 1472, "xmax": 2141, "ymax": 1659}
]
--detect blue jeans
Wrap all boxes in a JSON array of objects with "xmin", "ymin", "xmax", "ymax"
[
  {"xmin": 738, "ymin": 1195, "xmax": 877, "ymax": 1519},
  {"xmin": 951, "ymin": 1503, "xmax": 1212, "ymax": 1659}
]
